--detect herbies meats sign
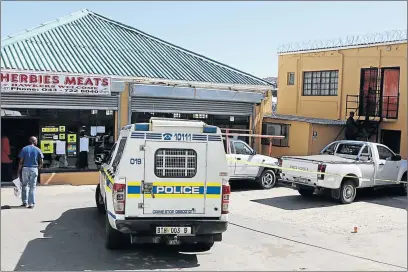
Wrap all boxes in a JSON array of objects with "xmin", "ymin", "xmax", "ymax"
[{"xmin": 1, "ymin": 70, "xmax": 111, "ymax": 96}]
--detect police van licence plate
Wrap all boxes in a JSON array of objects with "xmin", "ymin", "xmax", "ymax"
[{"xmin": 156, "ymin": 227, "xmax": 192, "ymax": 235}]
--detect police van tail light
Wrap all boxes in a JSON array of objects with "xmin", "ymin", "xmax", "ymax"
[
  {"xmin": 113, "ymin": 183, "xmax": 126, "ymax": 214},
  {"xmin": 221, "ymin": 184, "xmax": 231, "ymax": 214},
  {"xmin": 317, "ymin": 164, "xmax": 327, "ymax": 180}
]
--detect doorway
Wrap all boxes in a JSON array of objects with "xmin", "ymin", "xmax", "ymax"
[
  {"xmin": 381, "ymin": 129, "xmax": 401, "ymax": 154},
  {"xmin": 1, "ymin": 116, "xmax": 40, "ymax": 180}
]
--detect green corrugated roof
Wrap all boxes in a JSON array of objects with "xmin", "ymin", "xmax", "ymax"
[{"xmin": 1, "ymin": 9, "xmax": 271, "ymax": 87}]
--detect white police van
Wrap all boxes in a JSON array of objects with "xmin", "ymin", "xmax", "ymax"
[{"xmin": 95, "ymin": 118, "xmax": 231, "ymax": 251}]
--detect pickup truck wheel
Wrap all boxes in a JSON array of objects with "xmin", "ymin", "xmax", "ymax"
[
  {"xmin": 105, "ymin": 214, "xmax": 126, "ymax": 250},
  {"xmin": 298, "ymin": 188, "xmax": 314, "ymax": 197},
  {"xmin": 398, "ymin": 173, "xmax": 407, "ymax": 196},
  {"xmin": 339, "ymin": 180, "xmax": 356, "ymax": 204},
  {"xmin": 95, "ymin": 184, "xmax": 106, "ymax": 215},
  {"xmin": 258, "ymin": 169, "xmax": 277, "ymax": 189}
]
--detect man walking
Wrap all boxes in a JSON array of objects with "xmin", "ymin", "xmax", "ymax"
[{"xmin": 17, "ymin": 136, "xmax": 43, "ymax": 208}]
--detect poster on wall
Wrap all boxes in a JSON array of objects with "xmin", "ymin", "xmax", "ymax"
[
  {"xmin": 68, "ymin": 134, "xmax": 77, "ymax": 143},
  {"xmin": 41, "ymin": 126, "xmax": 59, "ymax": 140},
  {"xmin": 67, "ymin": 143, "xmax": 77, "ymax": 157},
  {"xmin": 1, "ymin": 70, "xmax": 111, "ymax": 96},
  {"xmin": 41, "ymin": 141, "xmax": 54, "ymax": 154}
]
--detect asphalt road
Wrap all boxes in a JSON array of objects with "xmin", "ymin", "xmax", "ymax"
[{"xmin": 1, "ymin": 182, "xmax": 407, "ymax": 271}]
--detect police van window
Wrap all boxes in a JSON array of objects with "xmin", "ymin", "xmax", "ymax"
[
  {"xmin": 111, "ymin": 138, "xmax": 127, "ymax": 171},
  {"xmin": 155, "ymin": 149, "xmax": 197, "ymax": 178}
]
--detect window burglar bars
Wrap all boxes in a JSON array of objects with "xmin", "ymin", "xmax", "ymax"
[{"xmin": 155, "ymin": 149, "xmax": 197, "ymax": 178}]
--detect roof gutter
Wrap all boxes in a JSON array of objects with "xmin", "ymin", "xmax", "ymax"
[
  {"xmin": 121, "ymin": 76, "xmax": 273, "ymax": 93},
  {"xmin": 1, "ymin": 68, "xmax": 272, "ymax": 94}
]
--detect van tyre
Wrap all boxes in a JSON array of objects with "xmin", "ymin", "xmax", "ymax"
[
  {"xmin": 298, "ymin": 187, "xmax": 314, "ymax": 197},
  {"xmin": 95, "ymin": 184, "xmax": 106, "ymax": 214},
  {"xmin": 179, "ymin": 242, "xmax": 214, "ymax": 252},
  {"xmin": 339, "ymin": 180, "xmax": 357, "ymax": 204},
  {"xmin": 105, "ymin": 214, "xmax": 125, "ymax": 250},
  {"xmin": 258, "ymin": 169, "xmax": 277, "ymax": 189}
]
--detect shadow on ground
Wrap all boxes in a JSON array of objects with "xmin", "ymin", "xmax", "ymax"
[
  {"xmin": 251, "ymin": 187, "xmax": 407, "ymax": 211},
  {"xmin": 14, "ymin": 207, "xmax": 200, "ymax": 271},
  {"xmin": 230, "ymin": 179, "xmax": 287, "ymax": 192}
]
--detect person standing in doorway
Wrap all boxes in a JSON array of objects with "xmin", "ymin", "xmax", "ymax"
[
  {"xmin": 1, "ymin": 133, "xmax": 13, "ymax": 182},
  {"xmin": 345, "ymin": 112, "xmax": 358, "ymax": 140},
  {"xmin": 17, "ymin": 136, "xmax": 43, "ymax": 208}
]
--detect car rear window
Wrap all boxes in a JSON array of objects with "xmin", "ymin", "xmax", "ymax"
[{"xmin": 336, "ymin": 143, "xmax": 363, "ymax": 156}]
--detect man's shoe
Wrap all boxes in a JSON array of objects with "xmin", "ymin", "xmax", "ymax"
[
  {"xmin": 27, "ymin": 205, "xmax": 34, "ymax": 209},
  {"xmin": 21, "ymin": 203, "xmax": 27, "ymax": 207}
]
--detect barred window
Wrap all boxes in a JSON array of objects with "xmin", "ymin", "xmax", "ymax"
[
  {"xmin": 287, "ymin": 72, "xmax": 295, "ymax": 85},
  {"xmin": 303, "ymin": 70, "xmax": 338, "ymax": 96},
  {"xmin": 155, "ymin": 149, "xmax": 197, "ymax": 178}
]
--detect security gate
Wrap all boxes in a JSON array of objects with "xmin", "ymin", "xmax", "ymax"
[{"xmin": 131, "ymin": 96, "xmax": 254, "ymax": 116}]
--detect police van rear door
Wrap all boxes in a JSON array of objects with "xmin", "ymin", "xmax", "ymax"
[{"xmin": 142, "ymin": 141, "xmax": 208, "ymax": 216}]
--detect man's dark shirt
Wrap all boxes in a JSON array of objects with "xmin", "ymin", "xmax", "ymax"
[{"xmin": 345, "ymin": 117, "xmax": 357, "ymax": 139}]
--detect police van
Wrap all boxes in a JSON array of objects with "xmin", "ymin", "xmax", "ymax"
[{"xmin": 95, "ymin": 118, "xmax": 231, "ymax": 251}]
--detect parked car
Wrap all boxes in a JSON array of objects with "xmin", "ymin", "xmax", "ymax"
[
  {"xmin": 280, "ymin": 140, "xmax": 407, "ymax": 204},
  {"xmin": 224, "ymin": 138, "xmax": 280, "ymax": 189}
]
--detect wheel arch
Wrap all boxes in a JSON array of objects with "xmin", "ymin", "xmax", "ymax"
[{"xmin": 341, "ymin": 174, "xmax": 360, "ymax": 188}]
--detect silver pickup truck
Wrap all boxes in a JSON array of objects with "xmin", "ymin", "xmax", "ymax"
[{"xmin": 280, "ymin": 140, "xmax": 407, "ymax": 204}]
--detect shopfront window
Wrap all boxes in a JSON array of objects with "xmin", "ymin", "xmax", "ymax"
[{"xmin": 1, "ymin": 108, "xmax": 115, "ymax": 173}]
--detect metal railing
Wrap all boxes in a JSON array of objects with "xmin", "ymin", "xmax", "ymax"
[{"xmin": 346, "ymin": 91, "xmax": 399, "ymax": 119}]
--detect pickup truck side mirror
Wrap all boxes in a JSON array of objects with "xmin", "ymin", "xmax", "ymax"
[
  {"xmin": 390, "ymin": 154, "xmax": 402, "ymax": 161},
  {"xmin": 252, "ymin": 150, "xmax": 257, "ymax": 155}
]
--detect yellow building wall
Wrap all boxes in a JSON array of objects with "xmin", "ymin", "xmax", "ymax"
[
  {"xmin": 310, "ymin": 124, "xmax": 344, "ymax": 155},
  {"xmin": 261, "ymin": 118, "xmax": 311, "ymax": 157},
  {"xmin": 277, "ymin": 42, "xmax": 407, "ymax": 159},
  {"xmin": 119, "ymin": 83, "xmax": 130, "ymax": 130}
]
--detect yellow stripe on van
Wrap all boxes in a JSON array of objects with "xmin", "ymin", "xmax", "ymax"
[{"xmin": 128, "ymin": 181, "xmax": 142, "ymax": 186}]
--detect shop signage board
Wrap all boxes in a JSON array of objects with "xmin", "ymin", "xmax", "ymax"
[{"xmin": 1, "ymin": 70, "xmax": 111, "ymax": 96}]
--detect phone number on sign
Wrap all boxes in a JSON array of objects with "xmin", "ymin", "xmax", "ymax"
[{"xmin": 3, "ymin": 86, "xmax": 109, "ymax": 94}]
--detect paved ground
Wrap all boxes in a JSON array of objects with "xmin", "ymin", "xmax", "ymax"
[{"xmin": 1, "ymin": 182, "xmax": 407, "ymax": 271}]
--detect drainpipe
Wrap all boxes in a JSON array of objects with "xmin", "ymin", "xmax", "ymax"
[
  {"xmin": 337, "ymin": 50, "xmax": 345, "ymax": 120},
  {"xmin": 296, "ymin": 56, "xmax": 300, "ymax": 115}
]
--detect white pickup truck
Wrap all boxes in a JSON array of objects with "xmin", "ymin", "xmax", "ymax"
[
  {"xmin": 280, "ymin": 140, "xmax": 407, "ymax": 204},
  {"xmin": 224, "ymin": 138, "xmax": 280, "ymax": 189}
]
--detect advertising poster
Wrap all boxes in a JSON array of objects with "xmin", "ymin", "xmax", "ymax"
[
  {"xmin": 68, "ymin": 134, "xmax": 77, "ymax": 143},
  {"xmin": 59, "ymin": 134, "xmax": 66, "ymax": 140},
  {"xmin": 41, "ymin": 141, "xmax": 54, "ymax": 154},
  {"xmin": 67, "ymin": 143, "xmax": 77, "ymax": 157}
]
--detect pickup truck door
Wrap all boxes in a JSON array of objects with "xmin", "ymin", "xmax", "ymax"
[
  {"xmin": 233, "ymin": 141, "xmax": 259, "ymax": 177},
  {"xmin": 374, "ymin": 145, "xmax": 400, "ymax": 186},
  {"xmin": 225, "ymin": 140, "xmax": 236, "ymax": 177}
]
